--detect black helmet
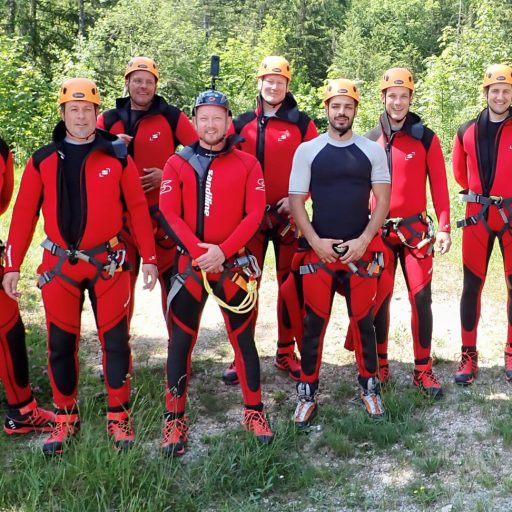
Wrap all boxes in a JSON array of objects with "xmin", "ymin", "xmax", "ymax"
[{"xmin": 193, "ymin": 89, "xmax": 231, "ymax": 114}]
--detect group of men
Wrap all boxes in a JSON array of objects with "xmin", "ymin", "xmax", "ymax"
[{"xmin": 1, "ymin": 54, "xmax": 512, "ymax": 456}]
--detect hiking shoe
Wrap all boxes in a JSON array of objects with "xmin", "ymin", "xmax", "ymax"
[
  {"xmin": 359, "ymin": 377, "xmax": 385, "ymax": 418},
  {"xmin": 454, "ymin": 351, "xmax": 478, "ymax": 386},
  {"xmin": 107, "ymin": 411, "xmax": 135, "ymax": 451},
  {"xmin": 42, "ymin": 413, "xmax": 80, "ymax": 456},
  {"xmin": 222, "ymin": 361, "xmax": 239, "ymax": 386},
  {"xmin": 161, "ymin": 414, "xmax": 188, "ymax": 457},
  {"xmin": 242, "ymin": 409, "xmax": 274, "ymax": 445},
  {"xmin": 274, "ymin": 350, "xmax": 301, "ymax": 381},
  {"xmin": 505, "ymin": 345, "xmax": 512, "ymax": 382},
  {"xmin": 293, "ymin": 381, "xmax": 318, "ymax": 429},
  {"xmin": 4, "ymin": 399, "xmax": 55, "ymax": 435},
  {"xmin": 413, "ymin": 363, "xmax": 443, "ymax": 399}
]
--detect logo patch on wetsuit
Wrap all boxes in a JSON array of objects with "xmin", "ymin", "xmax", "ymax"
[
  {"xmin": 99, "ymin": 167, "xmax": 111, "ymax": 177},
  {"xmin": 160, "ymin": 180, "xmax": 172, "ymax": 194},
  {"xmin": 278, "ymin": 130, "xmax": 290, "ymax": 142},
  {"xmin": 405, "ymin": 152, "xmax": 416, "ymax": 160},
  {"xmin": 256, "ymin": 178, "xmax": 265, "ymax": 191},
  {"xmin": 149, "ymin": 131, "xmax": 161, "ymax": 141},
  {"xmin": 204, "ymin": 169, "xmax": 214, "ymax": 216}
]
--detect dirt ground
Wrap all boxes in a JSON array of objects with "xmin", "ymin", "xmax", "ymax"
[{"xmin": 78, "ymin": 253, "xmax": 512, "ymax": 511}]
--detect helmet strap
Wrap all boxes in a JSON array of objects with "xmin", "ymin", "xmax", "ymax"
[{"xmin": 66, "ymin": 128, "xmax": 96, "ymax": 142}]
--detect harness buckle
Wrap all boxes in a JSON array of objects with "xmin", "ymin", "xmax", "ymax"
[
  {"xmin": 67, "ymin": 248, "xmax": 78, "ymax": 265},
  {"xmin": 490, "ymin": 195, "xmax": 504, "ymax": 206},
  {"xmin": 232, "ymin": 254, "xmax": 261, "ymax": 279}
]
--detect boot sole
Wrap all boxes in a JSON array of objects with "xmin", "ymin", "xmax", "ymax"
[{"xmin": 4, "ymin": 425, "xmax": 54, "ymax": 435}]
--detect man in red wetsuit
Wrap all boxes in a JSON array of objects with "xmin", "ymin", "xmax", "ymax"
[
  {"xmin": 289, "ymin": 79, "xmax": 391, "ymax": 427},
  {"xmin": 159, "ymin": 89, "xmax": 273, "ymax": 456},
  {"xmin": 3, "ymin": 78, "xmax": 158, "ymax": 455},
  {"xmin": 0, "ymin": 138, "xmax": 55, "ymax": 436},
  {"xmin": 98, "ymin": 57, "xmax": 197, "ymax": 331},
  {"xmin": 346, "ymin": 68, "xmax": 451, "ymax": 398},
  {"xmin": 453, "ymin": 64, "xmax": 512, "ymax": 385},
  {"xmin": 222, "ymin": 56, "xmax": 318, "ymax": 386}
]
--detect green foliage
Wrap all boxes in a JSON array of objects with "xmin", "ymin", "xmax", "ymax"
[
  {"xmin": 0, "ymin": 35, "xmax": 56, "ymax": 163},
  {"xmin": 330, "ymin": 0, "xmax": 463, "ymax": 134},
  {"xmin": 418, "ymin": 0, "xmax": 512, "ymax": 151}
]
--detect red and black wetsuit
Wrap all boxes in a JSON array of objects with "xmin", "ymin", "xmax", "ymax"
[
  {"xmin": 288, "ymin": 133, "xmax": 390, "ymax": 386},
  {"xmin": 453, "ymin": 107, "xmax": 512, "ymax": 350},
  {"xmin": 365, "ymin": 112, "xmax": 450, "ymax": 368},
  {"xmin": 98, "ymin": 95, "xmax": 197, "ymax": 331},
  {"xmin": 5, "ymin": 122, "xmax": 156, "ymax": 414},
  {"xmin": 232, "ymin": 92, "xmax": 318, "ymax": 356},
  {"xmin": 0, "ymin": 138, "xmax": 37, "ymax": 410},
  {"xmin": 159, "ymin": 138, "xmax": 266, "ymax": 417}
]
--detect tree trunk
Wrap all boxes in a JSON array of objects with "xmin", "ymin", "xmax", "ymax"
[
  {"xmin": 7, "ymin": 0, "xmax": 16, "ymax": 36},
  {"xmin": 30, "ymin": 0, "xmax": 37, "ymax": 47},
  {"xmin": 79, "ymin": 0, "xmax": 85, "ymax": 37}
]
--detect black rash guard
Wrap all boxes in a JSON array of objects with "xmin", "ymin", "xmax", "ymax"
[{"xmin": 62, "ymin": 140, "xmax": 94, "ymax": 246}]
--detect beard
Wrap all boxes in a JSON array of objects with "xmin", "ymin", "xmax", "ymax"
[
  {"xmin": 488, "ymin": 104, "xmax": 510, "ymax": 117},
  {"xmin": 329, "ymin": 116, "xmax": 354, "ymax": 137}
]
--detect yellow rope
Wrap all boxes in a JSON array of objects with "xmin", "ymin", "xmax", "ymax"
[{"xmin": 201, "ymin": 270, "xmax": 258, "ymax": 314}]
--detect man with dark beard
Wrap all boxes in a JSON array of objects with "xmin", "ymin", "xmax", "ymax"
[{"xmin": 288, "ymin": 79, "xmax": 390, "ymax": 427}]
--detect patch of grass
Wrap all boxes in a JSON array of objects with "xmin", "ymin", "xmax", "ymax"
[
  {"xmin": 333, "ymin": 381, "xmax": 356, "ymax": 401},
  {"xmin": 315, "ymin": 429, "xmax": 354, "ymax": 458},
  {"xmin": 476, "ymin": 471, "xmax": 497, "ymax": 490},
  {"xmin": 270, "ymin": 389, "xmax": 288, "ymax": 405},
  {"xmin": 492, "ymin": 416, "xmax": 512, "ymax": 444},
  {"xmin": 321, "ymin": 392, "xmax": 425, "ymax": 450},
  {"xmin": 195, "ymin": 382, "xmax": 230, "ymax": 414},
  {"xmin": 0, "ymin": 403, "xmax": 321, "ymax": 511},
  {"xmin": 413, "ymin": 454, "xmax": 447, "ymax": 475},
  {"xmin": 405, "ymin": 479, "xmax": 445, "ymax": 508}
]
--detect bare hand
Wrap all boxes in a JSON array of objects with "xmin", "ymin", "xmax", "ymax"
[
  {"xmin": 2, "ymin": 272, "xmax": 21, "ymax": 301},
  {"xmin": 195, "ymin": 243, "xmax": 225, "ymax": 273},
  {"xmin": 435, "ymin": 231, "xmax": 452, "ymax": 255},
  {"xmin": 276, "ymin": 197, "xmax": 291, "ymax": 217},
  {"xmin": 141, "ymin": 264, "xmax": 158, "ymax": 291},
  {"xmin": 311, "ymin": 238, "xmax": 343, "ymax": 264},
  {"xmin": 117, "ymin": 133, "xmax": 133, "ymax": 146},
  {"xmin": 339, "ymin": 235, "xmax": 370, "ymax": 264},
  {"xmin": 140, "ymin": 167, "xmax": 163, "ymax": 194}
]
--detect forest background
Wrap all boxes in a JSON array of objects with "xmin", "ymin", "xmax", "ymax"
[
  {"xmin": 1, "ymin": 0, "xmax": 511, "ymax": 162},
  {"xmin": 1, "ymin": 1, "xmax": 512, "ymax": 511}
]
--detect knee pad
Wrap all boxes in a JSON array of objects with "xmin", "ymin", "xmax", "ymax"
[
  {"xmin": 167, "ymin": 322, "xmax": 195, "ymax": 397},
  {"xmin": 413, "ymin": 283, "xmax": 433, "ymax": 349},
  {"xmin": 234, "ymin": 323, "xmax": 260, "ymax": 392},
  {"xmin": 302, "ymin": 306, "xmax": 325, "ymax": 376},
  {"xmin": 357, "ymin": 310, "xmax": 378, "ymax": 375},
  {"xmin": 374, "ymin": 293, "xmax": 392, "ymax": 345},
  {"xmin": 103, "ymin": 317, "xmax": 130, "ymax": 389},
  {"xmin": 49, "ymin": 322, "xmax": 78, "ymax": 396},
  {"xmin": 5, "ymin": 315, "xmax": 29, "ymax": 389},
  {"xmin": 461, "ymin": 266, "xmax": 483, "ymax": 332}
]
